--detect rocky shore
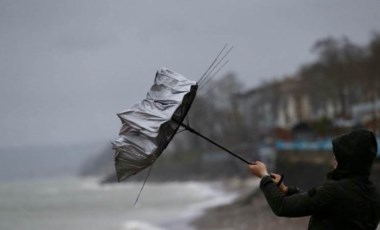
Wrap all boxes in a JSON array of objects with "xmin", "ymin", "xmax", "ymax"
[
  {"xmin": 191, "ymin": 179, "xmax": 309, "ymax": 230},
  {"xmin": 191, "ymin": 163, "xmax": 380, "ymax": 230}
]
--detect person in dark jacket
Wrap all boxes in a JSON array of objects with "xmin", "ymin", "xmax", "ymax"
[{"xmin": 249, "ymin": 129, "xmax": 380, "ymax": 229}]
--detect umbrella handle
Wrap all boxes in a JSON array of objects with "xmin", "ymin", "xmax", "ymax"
[{"xmin": 177, "ymin": 122, "xmax": 252, "ymax": 165}]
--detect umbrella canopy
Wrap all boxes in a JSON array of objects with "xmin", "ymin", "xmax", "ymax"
[
  {"xmin": 112, "ymin": 45, "xmax": 255, "ymax": 186},
  {"xmin": 112, "ymin": 67, "xmax": 198, "ymax": 181}
]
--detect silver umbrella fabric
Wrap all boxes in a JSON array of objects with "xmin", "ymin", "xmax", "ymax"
[
  {"xmin": 112, "ymin": 67, "xmax": 198, "ymax": 181},
  {"xmin": 112, "ymin": 46, "xmax": 254, "ymax": 184}
]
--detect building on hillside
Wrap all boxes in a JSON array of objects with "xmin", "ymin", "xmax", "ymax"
[
  {"xmin": 236, "ymin": 76, "xmax": 313, "ymax": 136},
  {"xmin": 237, "ymin": 77, "xmax": 369, "ymax": 137}
]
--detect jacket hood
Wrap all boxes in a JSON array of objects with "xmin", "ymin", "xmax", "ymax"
[{"xmin": 328, "ymin": 129, "xmax": 378, "ymax": 180}]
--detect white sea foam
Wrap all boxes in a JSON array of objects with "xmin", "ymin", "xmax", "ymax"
[
  {"xmin": 0, "ymin": 178, "xmax": 253, "ymax": 230},
  {"xmin": 122, "ymin": 220, "xmax": 165, "ymax": 230},
  {"xmin": 157, "ymin": 181, "xmax": 240, "ymax": 229}
]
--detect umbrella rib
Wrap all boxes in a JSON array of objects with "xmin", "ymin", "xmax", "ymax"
[
  {"xmin": 199, "ymin": 59, "xmax": 230, "ymax": 92},
  {"xmin": 134, "ymin": 164, "xmax": 153, "ymax": 207},
  {"xmin": 198, "ymin": 46, "xmax": 233, "ymax": 88},
  {"xmin": 198, "ymin": 44, "xmax": 228, "ymax": 84}
]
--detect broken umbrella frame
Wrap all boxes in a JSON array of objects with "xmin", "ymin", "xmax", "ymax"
[{"xmin": 112, "ymin": 45, "xmax": 279, "ymax": 205}]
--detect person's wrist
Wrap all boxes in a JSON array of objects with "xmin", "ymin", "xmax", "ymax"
[{"xmin": 280, "ymin": 184, "xmax": 288, "ymax": 194}]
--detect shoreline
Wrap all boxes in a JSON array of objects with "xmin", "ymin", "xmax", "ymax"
[
  {"xmin": 190, "ymin": 179, "xmax": 309, "ymax": 230},
  {"xmin": 155, "ymin": 178, "xmax": 259, "ymax": 230}
]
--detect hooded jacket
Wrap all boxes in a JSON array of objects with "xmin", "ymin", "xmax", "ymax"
[{"xmin": 260, "ymin": 129, "xmax": 380, "ymax": 229}]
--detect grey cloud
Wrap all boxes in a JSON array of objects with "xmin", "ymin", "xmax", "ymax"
[{"xmin": 1, "ymin": 0, "xmax": 380, "ymax": 148}]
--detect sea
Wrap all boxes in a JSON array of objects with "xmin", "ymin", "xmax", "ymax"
[{"xmin": 0, "ymin": 177, "xmax": 238, "ymax": 230}]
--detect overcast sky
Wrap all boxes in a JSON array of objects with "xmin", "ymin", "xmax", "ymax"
[{"xmin": 1, "ymin": 0, "xmax": 380, "ymax": 148}]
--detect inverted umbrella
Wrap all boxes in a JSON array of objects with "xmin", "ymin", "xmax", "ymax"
[
  {"xmin": 112, "ymin": 46, "xmax": 255, "ymax": 182},
  {"xmin": 112, "ymin": 67, "xmax": 199, "ymax": 181}
]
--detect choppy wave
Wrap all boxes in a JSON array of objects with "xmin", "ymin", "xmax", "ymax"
[{"xmin": 0, "ymin": 178, "xmax": 249, "ymax": 230}]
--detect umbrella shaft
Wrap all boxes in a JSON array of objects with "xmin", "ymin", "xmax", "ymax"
[{"xmin": 178, "ymin": 122, "xmax": 252, "ymax": 165}]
